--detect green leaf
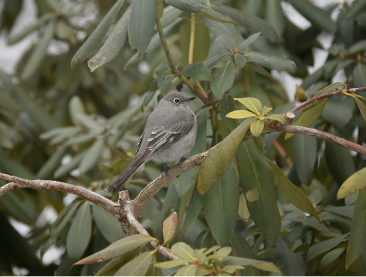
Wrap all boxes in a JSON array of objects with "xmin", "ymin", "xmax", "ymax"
[
  {"xmin": 292, "ymin": 134, "xmax": 317, "ymax": 185},
  {"xmin": 36, "ymin": 146, "xmax": 67, "ymax": 179},
  {"xmin": 163, "ymin": 212, "xmax": 178, "ymax": 244},
  {"xmin": 355, "ymin": 98, "xmax": 366, "ymax": 123},
  {"xmin": 221, "ymin": 265, "xmax": 245, "ymax": 274},
  {"xmin": 353, "ymin": 63, "xmax": 366, "ymax": 88},
  {"xmin": 344, "ymin": 0, "xmax": 366, "ymax": 19},
  {"xmin": 114, "ymin": 252, "xmax": 153, "ymax": 276},
  {"xmin": 155, "ymin": 258, "xmax": 190, "ymax": 269},
  {"xmin": 95, "ymin": 247, "xmax": 143, "ymax": 276},
  {"xmin": 171, "ymin": 242, "xmax": 195, "ymax": 260},
  {"xmin": 200, "ymin": 9, "xmax": 239, "ymax": 25},
  {"xmin": 220, "ymin": 94, "xmax": 238, "ymax": 130},
  {"xmin": 197, "ymin": 119, "xmax": 251, "ymax": 195},
  {"xmin": 276, "ymin": 237, "xmax": 306, "ymax": 276},
  {"xmin": 88, "ymin": 7, "xmax": 130, "ymax": 72},
  {"xmin": 234, "ymin": 97, "xmax": 262, "ymax": 114},
  {"xmin": 75, "ymin": 234, "xmax": 154, "ymax": 265},
  {"xmin": 337, "ymin": 167, "xmax": 366, "ymax": 199},
  {"xmin": 54, "ymin": 151, "xmax": 86, "ymax": 178},
  {"xmin": 78, "ymin": 139, "xmax": 104, "ymax": 174},
  {"xmin": 71, "ymin": 0, "xmax": 126, "ymax": 67},
  {"xmin": 226, "ymin": 110, "xmax": 256, "ymax": 119},
  {"xmin": 214, "ymin": 4, "xmax": 279, "ymax": 42},
  {"xmin": 66, "ymin": 202, "xmax": 92, "ymax": 261},
  {"xmin": 325, "ymin": 140, "xmax": 355, "ymax": 186},
  {"xmin": 215, "ymin": 33, "xmax": 236, "ymax": 52},
  {"xmin": 166, "ymin": 0, "xmax": 210, "ymax": 13},
  {"xmin": 128, "ymin": 0, "xmax": 156, "ymax": 56},
  {"xmin": 238, "ymin": 32, "xmax": 261, "ymax": 52},
  {"xmin": 264, "ymin": 0, "xmax": 285, "ymax": 36},
  {"xmin": 236, "ymin": 139, "xmax": 281, "ymax": 243},
  {"xmin": 222, "ymin": 256, "xmax": 282, "ymax": 274},
  {"xmin": 234, "ymin": 53, "xmax": 246, "ymax": 68},
  {"xmin": 266, "ymin": 114, "xmax": 285, "ymax": 123},
  {"xmin": 267, "ymin": 159, "xmax": 319, "ymax": 220},
  {"xmin": 349, "ymin": 40, "xmax": 366, "ymax": 55},
  {"xmin": 180, "ymin": 62, "xmax": 211, "ymax": 81},
  {"xmin": 21, "ymin": 20, "xmax": 55, "ymax": 80},
  {"xmin": 211, "ymin": 61, "xmax": 235, "ymax": 99},
  {"xmin": 7, "ymin": 13, "xmax": 54, "ymax": 45},
  {"xmin": 182, "ymin": 188, "xmax": 203, "ymax": 235},
  {"xmin": 203, "ymin": 163, "xmax": 239, "ymax": 246},
  {"xmin": 250, "ymin": 119, "xmax": 264, "ymax": 137},
  {"xmin": 287, "ymin": 0, "xmax": 336, "ymax": 33},
  {"xmin": 92, "ymin": 205, "xmax": 123, "ymax": 244},
  {"xmin": 346, "ymin": 188, "xmax": 366, "ymax": 268},
  {"xmin": 321, "ymin": 247, "xmax": 345, "ymax": 268},
  {"xmin": 307, "ymin": 233, "xmax": 348, "ymax": 262},
  {"xmin": 204, "ymin": 53, "xmax": 227, "ymax": 69},
  {"xmin": 245, "ymin": 52, "xmax": 296, "ymax": 71},
  {"xmin": 174, "ymin": 264, "xmax": 196, "ymax": 276},
  {"xmin": 201, "ymin": 10, "xmax": 244, "ymax": 45}
]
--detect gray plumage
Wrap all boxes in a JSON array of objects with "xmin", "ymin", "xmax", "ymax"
[{"xmin": 109, "ymin": 92, "xmax": 197, "ymax": 193}]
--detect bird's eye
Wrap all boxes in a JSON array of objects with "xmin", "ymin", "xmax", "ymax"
[{"xmin": 174, "ymin": 98, "xmax": 181, "ymax": 104}]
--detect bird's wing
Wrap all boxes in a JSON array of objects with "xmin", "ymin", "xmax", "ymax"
[
  {"xmin": 136, "ymin": 131, "xmax": 144, "ymax": 154},
  {"xmin": 145, "ymin": 120, "xmax": 194, "ymax": 154}
]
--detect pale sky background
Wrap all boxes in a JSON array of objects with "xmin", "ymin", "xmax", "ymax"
[{"xmin": 0, "ymin": 0, "xmax": 355, "ymax": 272}]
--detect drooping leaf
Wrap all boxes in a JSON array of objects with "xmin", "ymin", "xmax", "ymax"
[
  {"xmin": 355, "ymin": 98, "xmax": 366, "ymax": 123},
  {"xmin": 66, "ymin": 202, "xmax": 92, "ymax": 261},
  {"xmin": 264, "ymin": 0, "xmax": 284, "ymax": 36},
  {"xmin": 245, "ymin": 52, "xmax": 296, "ymax": 71},
  {"xmin": 21, "ymin": 20, "xmax": 56, "ymax": 80},
  {"xmin": 88, "ymin": 7, "xmax": 131, "ymax": 72},
  {"xmin": 92, "ymin": 205, "xmax": 123, "ymax": 244},
  {"xmin": 236, "ymin": 139, "xmax": 281, "ymax": 243},
  {"xmin": 182, "ymin": 188, "xmax": 203, "ymax": 234},
  {"xmin": 180, "ymin": 62, "xmax": 211, "ymax": 81},
  {"xmin": 75, "ymin": 234, "xmax": 154, "ymax": 264},
  {"xmin": 267, "ymin": 159, "xmax": 319, "ymax": 220},
  {"xmin": 214, "ymin": 4, "xmax": 279, "ymax": 42},
  {"xmin": 163, "ymin": 212, "xmax": 178, "ymax": 244},
  {"xmin": 211, "ymin": 61, "xmax": 235, "ymax": 99},
  {"xmin": 276, "ymin": 237, "xmax": 306, "ymax": 276},
  {"xmin": 292, "ymin": 134, "xmax": 317, "ymax": 185},
  {"xmin": 197, "ymin": 118, "xmax": 251, "ymax": 195},
  {"xmin": 114, "ymin": 251, "xmax": 153, "ymax": 276},
  {"xmin": 307, "ymin": 233, "xmax": 348, "ymax": 262},
  {"xmin": 222, "ymin": 256, "xmax": 282, "ymax": 274},
  {"xmin": 166, "ymin": 0, "xmax": 210, "ymax": 13},
  {"xmin": 337, "ymin": 167, "xmax": 366, "ymax": 199},
  {"xmin": 353, "ymin": 63, "xmax": 366, "ymax": 88},
  {"xmin": 287, "ymin": 0, "xmax": 336, "ymax": 33},
  {"xmin": 128, "ymin": 0, "xmax": 156, "ymax": 56},
  {"xmin": 71, "ymin": 0, "xmax": 126, "ymax": 67},
  {"xmin": 346, "ymin": 188, "xmax": 366, "ymax": 268},
  {"xmin": 78, "ymin": 139, "xmax": 104, "ymax": 174},
  {"xmin": 203, "ymin": 163, "xmax": 239, "ymax": 246}
]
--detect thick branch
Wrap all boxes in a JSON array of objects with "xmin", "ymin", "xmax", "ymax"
[{"xmin": 0, "ymin": 174, "xmax": 119, "ymax": 217}]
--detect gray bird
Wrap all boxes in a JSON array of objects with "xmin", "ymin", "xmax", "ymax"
[{"xmin": 109, "ymin": 91, "xmax": 197, "ymax": 193}]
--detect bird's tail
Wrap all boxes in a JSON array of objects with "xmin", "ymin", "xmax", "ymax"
[{"xmin": 108, "ymin": 155, "xmax": 146, "ymax": 193}]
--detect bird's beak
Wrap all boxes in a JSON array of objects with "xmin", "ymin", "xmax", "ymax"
[{"xmin": 188, "ymin": 97, "xmax": 196, "ymax": 102}]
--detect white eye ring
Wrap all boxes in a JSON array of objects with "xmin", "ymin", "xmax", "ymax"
[{"xmin": 174, "ymin": 98, "xmax": 181, "ymax": 104}]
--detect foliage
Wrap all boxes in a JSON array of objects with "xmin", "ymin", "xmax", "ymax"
[{"xmin": 1, "ymin": 0, "xmax": 366, "ymax": 275}]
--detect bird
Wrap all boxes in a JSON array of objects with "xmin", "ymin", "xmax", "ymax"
[{"xmin": 109, "ymin": 91, "xmax": 197, "ymax": 193}]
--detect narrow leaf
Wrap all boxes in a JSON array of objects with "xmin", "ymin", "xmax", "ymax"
[
  {"xmin": 234, "ymin": 53, "xmax": 246, "ymax": 68},
  {"xmin": 174, "ymin": 264, "xmax": 196, "ymax": 276},
  {"xmin": 166, "ymin": 0, "xmax": 210, "ymax": 13},
  {"xmin": 75, "ymin": 234, "xmax": 154, "ymax": 264},
  {"xmin": 203, "ymin": 163, "xmax": 239, "ymax": 246},
  {"xmin": 355, "ymin": 98, "xmax": 366, "ymax": 123},
  {"xmin": 114, "ymin": 252, "xmax": 153, "ymax": 276},
  {"xmin": 78, "ymin": 139, "xmax": 104, "ymax": 174},
  {"xmin": 337, "ymin": 167, "xmax": 366, "ymax": 199},
  {"xmin": 215, "ymin": 33, "xmax": 236, "ymax": 52},
  {"xmin": 88, "ymin": 8, "xmax": 130, "ymax": 72},
  {"xmin": 238, "ymin": 32, "xmax": 261, "ymax": 52},
  {"xmin": 222, "ymin": 256, "xmax": 282, "ymax": 274},
  {"xmin": 211, "ymin": 61, "xmax": 235, "ymax": 99},
  {"xmin": 92, "ymin": 205, "xmax": 123, "ymax": 244},
  {"xmin": 307, "ymin": 233, "xmax": 348, "ymax": 262},
  {"xmin": 129, "ymin": 0, "xmax": 156, "ymax": 56},
  {"xmin": 267, "ymin": 159, "xmax": 319, "ymax": 220},
  {"xmin": 245, "ymin": 52, "xmax": 296, "ymax": 71},
  {"xmin": 66, "ymin": 202, "xmax": 92, "ymax": 260},
  {"xmin": 266, "ymin": 114, "xmax": 285, "ymax": 123},
  {"xmin": 250, "ymin": 119, "xmax": 264, "ymax": 137},
  {"xmin": 71, "ymin": 0, "xmax": 126, "ymax": 67}
]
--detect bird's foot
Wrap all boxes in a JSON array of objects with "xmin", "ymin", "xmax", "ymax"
[{"xmin": 164, "ymin": 163, "xmax": 170, "ymax": 175}]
